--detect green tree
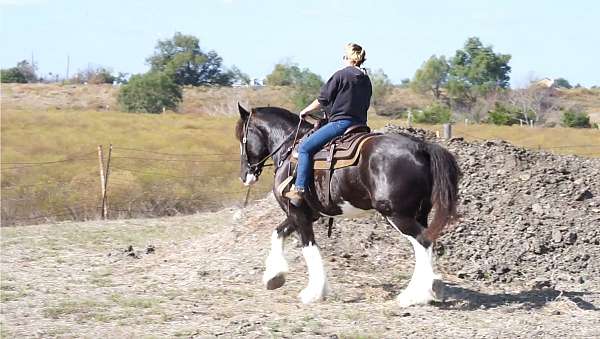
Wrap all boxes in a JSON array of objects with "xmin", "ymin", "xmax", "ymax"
[
  {"xmin": 554, "ymin": 78, "xmax": 572, "ymax": 89},
  {"xmin": 117, "ymin": 72, "xmax": 182, "ymax": 113},
  {"xmin": 229, "ymin": 66, "xmax": 251, "ymax": 85},
  {"xmin": 265, "ymin": 62, "xmax": 303, "ymax": 86},
  {"xmin": 265, "ymin": 62, "xmax": 323, "ymax": 110},
  {"xmin": 16, "ymin": 60, "xmax": 37, "ymax": 82},
  {"xmin": 447, "ymin": 37, "xmax": 511, "ymax": 109},
  {"xmin": 411, "ymin": 55, "xmax": 449, "ymax": 99},
  {"xmin": 370, "ymin": 68, "xmax": 393, "ymax": 107},
  {"xmin": 1, "ymin": 67, "xmax": 27, "ymax": 83},
  {"xmin": 293, "ymin": 70, "xmax": 323, "ymax": 110},
  {"xmin": 147, "ymin": 32, "xmax": 233, "ymax": 86}
]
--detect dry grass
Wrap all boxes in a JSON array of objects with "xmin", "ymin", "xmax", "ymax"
[
  {"xmin": 2, "ymin": 84, "xmax": 599, "ymax": 225},
  {"xmin": 1, "ymin": 108, "xmax": 273, "ymax": 225}
]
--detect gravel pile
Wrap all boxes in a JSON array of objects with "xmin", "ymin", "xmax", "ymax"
[{"xmin": 380, "ymin": 125, "xmax": 600, "ymax": 288}]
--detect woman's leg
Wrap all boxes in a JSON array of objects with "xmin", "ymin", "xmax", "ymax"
[{"xmin": 295, "ymin": 119, "xmax": 355, "ymax": 190}]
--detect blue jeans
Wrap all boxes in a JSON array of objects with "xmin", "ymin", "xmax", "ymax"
[{"xmin": 295, "ymin": 119, "xmax": 356, "ymax": 190}]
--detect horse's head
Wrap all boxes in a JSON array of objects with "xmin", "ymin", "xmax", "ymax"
[{"xmin": 235, "ymin": 103, "xmax": 270, "ymax": 186}]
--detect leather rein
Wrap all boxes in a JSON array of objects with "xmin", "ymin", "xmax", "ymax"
[{"xmin": 241, "ymin": 110, "xmax": 302, "ymax": 178}]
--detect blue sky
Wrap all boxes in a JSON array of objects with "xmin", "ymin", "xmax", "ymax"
[{"xmin": 1, "ymin": 0, "xmax": 598, "ymax": 87}]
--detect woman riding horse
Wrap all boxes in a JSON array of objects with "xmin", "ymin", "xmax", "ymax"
[{"xmin": 285, "ymin": 43, "xmax": 372, "ymax": 205}]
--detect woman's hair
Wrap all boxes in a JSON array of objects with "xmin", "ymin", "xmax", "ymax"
[{"xmin": 345, "ymin": 43, "xmax": 366, "ymax": 66}]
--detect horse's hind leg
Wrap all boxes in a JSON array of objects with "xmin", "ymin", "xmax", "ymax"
[
  {"xmin": 387, "ymin": 215, "xmax": 439, "ymax": 307},
  {"xmin": 263, "ymin": 217, "xmax": 295, "ymax": 290}
]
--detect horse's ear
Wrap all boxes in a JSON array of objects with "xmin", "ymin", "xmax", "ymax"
[{"xmin": 238, "ymin": 102, "xmax": 250, "ymax": 120}]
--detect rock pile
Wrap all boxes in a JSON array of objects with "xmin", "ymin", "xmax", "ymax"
[{"xmin": 380, "ymin": 125, "xmax": 600, "ymax": 288}]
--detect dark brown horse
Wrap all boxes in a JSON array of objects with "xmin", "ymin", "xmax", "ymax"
[{"xmin": 235, "ymin": 104, "xmax": 460, "ymax": 306}]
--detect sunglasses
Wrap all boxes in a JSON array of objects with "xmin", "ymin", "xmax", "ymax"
[{"xmin": 342, "ymin": 55, "xmax": 348, "ymax": 60}]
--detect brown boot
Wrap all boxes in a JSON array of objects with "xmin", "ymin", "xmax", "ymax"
[{"xmin": 284, "ymin": 185, "xmax": 304, "ymax": 206}]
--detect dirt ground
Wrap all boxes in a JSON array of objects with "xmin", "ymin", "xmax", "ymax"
[{"xmin": 1, "ymin": 196, "xmax": 599, "ymax": 338}]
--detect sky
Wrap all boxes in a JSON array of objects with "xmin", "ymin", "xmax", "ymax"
[{"xmin": 1, "ymin": 0, "xmax": 598, "ymax": 87}]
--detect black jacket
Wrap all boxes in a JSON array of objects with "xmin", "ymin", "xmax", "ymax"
[{"xmin": 317, "ymin": 66, "xmax": 372, "ymax": 124}]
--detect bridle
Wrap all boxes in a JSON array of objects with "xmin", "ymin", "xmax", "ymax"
[{"xmin": 241, "ymin": 110, "xmax": 301, "ymax": 178}]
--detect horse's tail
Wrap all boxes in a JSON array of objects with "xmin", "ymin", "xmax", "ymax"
[{"xmin": 423, "ymin": 142, "xmax": 461, "ymax": 242}]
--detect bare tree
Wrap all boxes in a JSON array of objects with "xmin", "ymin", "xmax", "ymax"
[{"xmin": 508, "ymin": 86, "xmax": 558, "ymax": 126}]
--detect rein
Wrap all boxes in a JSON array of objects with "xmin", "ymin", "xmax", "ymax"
[{"xmin": 241, "ymin": 111, "xmax": 302, "ymax": 177}]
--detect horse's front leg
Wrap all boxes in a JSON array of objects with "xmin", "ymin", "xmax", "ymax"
[
  {"xmin": 263, "ymin": 217, "xmax": 295, "ymax": 290},
  {"xmin": 293, "ymin": 211, "xmax": 329, "ymax": 304}
]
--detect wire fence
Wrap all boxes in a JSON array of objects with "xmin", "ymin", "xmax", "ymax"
[
  {"xmin": 1, "ymin": 134, "xmax": 599, "ymax": 226},
  {"xmin": 0, "ymin": 145, "xmax": 268, "ymax": 226}
]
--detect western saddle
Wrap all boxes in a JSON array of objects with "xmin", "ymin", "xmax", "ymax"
[{"xmin": 291, "ymin": 124, "xmax": 377, "ymax": 170}]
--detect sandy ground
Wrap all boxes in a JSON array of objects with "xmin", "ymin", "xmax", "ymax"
[{"xmin": 1, "ymin": 197, "xmax": 599, "ymax": 338}]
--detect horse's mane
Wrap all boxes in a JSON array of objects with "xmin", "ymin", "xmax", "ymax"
[{"xmin": 235, "ymin": 106, "xmax": 302, "ymax": 141}]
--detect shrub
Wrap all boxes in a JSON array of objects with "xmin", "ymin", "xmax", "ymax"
[
  {"xmin": 561, "ymin": 110, "xmax": 591, "ymax": 128},
  {"xmin": 487, "ymin": 102, "xmax": 519, "ymax": 125},
  {"xmin": 412, "ymin": 103, "xmax": 452, "ymax": 124},
  {"xmin": 117, "ymin": 72, "xmax": 182, "ymax": 113}
]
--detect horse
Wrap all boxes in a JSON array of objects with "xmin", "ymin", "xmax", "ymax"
[{"xmin": 235, "ymin": 104, "xmax": 460, "ymax": 307}]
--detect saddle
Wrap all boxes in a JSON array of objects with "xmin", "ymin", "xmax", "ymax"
[{"xmin": 292, "ymin": 124, "xmax": 378, "ymax": 170}]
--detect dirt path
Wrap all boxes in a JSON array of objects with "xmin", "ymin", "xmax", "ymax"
[{"xmin": 1, "ymin": 196, "xmax": 599, "ymax": 338}]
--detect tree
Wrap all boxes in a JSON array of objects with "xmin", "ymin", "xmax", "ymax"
[
  {"xmin": 16, "ymin": 60, "xmax": 37, "ymax": 82},
  {"xmin": 554, "ymin": 77, "xmax": 572, "ymax": 89},
  {"xmin": 147, "ymin": 32, "xmax": 233, "ymax": 86},
  {"xmin": 265, "ymin": 62, "xmax": 324, "ymax": 110},
  {"xmin": 117, "ymin": 72, "xmax": 182, "ymax": 113},
  {"xmin": 447, "ymin": 37, "xmax": 511, "ymax": 110},
  {"xmin": 265, "ymin": 62, "xmax": 303, "ymax": 86},
  {"xmin": 293, "ymin": 70, "xmax": 323, "ymax": 110},
  {"xmin": 369, "ymin": 68, "xmax": 393, "ymax": 107},
  {"xmin": 229, "ymin": 66, "xmax": 251, "ymax": 86},
  {"xmin": 411, "ymin": 55, "xmax": 449, "ymax": 100},
  {"xmin": 1, "ymin": 60, "xmax": 37, "ymax": 83},
  {"xmin": 71, "ymin": 66, "xmax": 116, "ymax": 84},
  {"xmin": 1, "ymin": 67, "xmax": 27, "ymax": 83}
]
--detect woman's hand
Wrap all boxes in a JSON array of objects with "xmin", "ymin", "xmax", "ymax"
[{"xmin": 299, "ymin": 99, "xmax": 321, "ymax": 119}]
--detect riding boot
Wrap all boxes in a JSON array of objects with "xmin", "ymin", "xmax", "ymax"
[{"xmin": 284, "ymin": 185, "xmax": 304, "ymax": 206}]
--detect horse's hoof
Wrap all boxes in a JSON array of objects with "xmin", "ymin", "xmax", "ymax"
[
  {"xmin": 298, "ymin": 284, "xmax": 328, "ymax": 304},
  {"xmin": 265, "ymin": 273, "xmax": 286, "ymax": 290},
  {"xmin": 397, "ymin": 288, "xmax": 435, "ymax": 307}
]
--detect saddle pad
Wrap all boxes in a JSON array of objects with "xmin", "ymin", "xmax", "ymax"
[{"xmin": 291, "ymin": 133, "xmax": 377, "ymax": 170}]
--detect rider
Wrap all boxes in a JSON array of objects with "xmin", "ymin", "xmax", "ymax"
[{"xmin": 285, "ymin": 43, "xmax": 372, "ymax": 206}]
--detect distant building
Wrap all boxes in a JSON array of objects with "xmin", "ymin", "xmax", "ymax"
[{"xmin": 534, "ymin": 78, "xmax": 555, "ymax": 88}]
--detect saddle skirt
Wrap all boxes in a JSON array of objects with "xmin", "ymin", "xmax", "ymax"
[{"xmin": 292, "ymin": 125, "xmax": 378, "ymax": 170}]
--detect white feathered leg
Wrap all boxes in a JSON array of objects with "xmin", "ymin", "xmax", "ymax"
[
  {"xmin": 263, "ymin": 230, "xmax": 288, "ymax": 290},
  {"xmin": 298, "ymin": 243, "xmax": 329, "ymax": 303}
]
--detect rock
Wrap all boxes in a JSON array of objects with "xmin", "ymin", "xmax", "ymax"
[
  {"xmin": 552, "ymin": 229, "xmax": 563, "ymax": 243},
  {"xmin": 575, "ymin": 189, "xmax": 593, "ymax": 201}
]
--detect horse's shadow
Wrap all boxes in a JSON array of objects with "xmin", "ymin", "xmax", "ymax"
[{"xmin": 436, "ymin": 283, "xmax": 599, "ymax": 311}]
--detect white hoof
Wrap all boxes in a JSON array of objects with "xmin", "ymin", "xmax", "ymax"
[
  {"xmin": 397, "ymin": 287, "xmax": 435, "ymax": 307},
  {"xmin": 298, "ymin": 283, "xmax": 328, "ymax": 304}
]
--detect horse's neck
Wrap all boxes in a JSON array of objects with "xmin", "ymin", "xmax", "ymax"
[{"xmin": 259, "ymin": 115, "xmax": 309, "ymax": 163}]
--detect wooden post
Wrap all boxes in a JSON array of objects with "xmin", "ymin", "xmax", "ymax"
[
  {"xmin": 101, "ymin": 144, "xmax": 113, "ymax": 219},
  {"xmin": 97, "ymin": 145, "xmax": 107, "ymax": 219},
  {"xmin": 407, "ymin": 111, "xmax": 413, "ymax": 127},
  {"xmin": 443, "ymin": 123, "xmax": 452, "ymax": 140}
]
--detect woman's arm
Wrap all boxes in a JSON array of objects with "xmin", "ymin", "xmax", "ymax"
[{"xmin": 299, "ymin": 99, "xmax": 321, "ymax": 118}]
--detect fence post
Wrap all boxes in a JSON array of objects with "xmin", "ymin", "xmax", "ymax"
[
  {"xmin": 443, "ymin": 123, "xmax": 452, "ymax": 140},
  {"xmin": 97, "ymin": 145, "xmax": 107, "ymax": 219},
  {"xmin": 407, "ymin": 111, "xmax": 412, "ymax": 127},
  {"xmin": 101, "ymin": 144, "xmax": 113, "ymax": 219}
]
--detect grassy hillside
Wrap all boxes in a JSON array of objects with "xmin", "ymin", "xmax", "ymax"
[
  {"xmin": 1, "ymin": 84, "xmax": 599, "ymax": 225},
  {"xmin": 2, "ymin": 107, "xmax": 599, "ymax": 226}
]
